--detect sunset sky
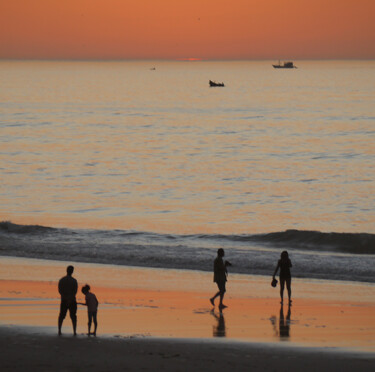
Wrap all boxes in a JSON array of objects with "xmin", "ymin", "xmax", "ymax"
[{"xmin": 1, "ymin": 0, "xmax": 374, "ymax": 60}]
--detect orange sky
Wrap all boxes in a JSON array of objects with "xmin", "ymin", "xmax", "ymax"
[{"xmin": 1, "ymin": 0, "xmax": 374, "ymax": 60}]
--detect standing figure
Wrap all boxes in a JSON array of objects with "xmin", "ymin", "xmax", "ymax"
[
  {"xmin": 58, "ymin": 265, "xmax": 78, "ymax": 335},
  {"xmin": 79, "ymin": 284, "xmax": 99, "ymax": 336},
  {"xmin": 273, "ymin": 251, "xmax": 292, "ymax": 304},
  {"xmin": 210, "ymin": 248, "xmax": 231, "ymax": 309}
]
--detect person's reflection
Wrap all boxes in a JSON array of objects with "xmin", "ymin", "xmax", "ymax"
[
  {"xmin": 279, "ymin": 304, "xmax": 291, "ymax": 339},
  {"xmin": 270, "ymin": 304, "xmax": 291, "ymax": 340},
  {"xmin": 210, "ymin": 309, "xmax": 226, "ymax": 337}
]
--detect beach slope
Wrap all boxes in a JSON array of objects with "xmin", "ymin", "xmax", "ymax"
[{"xmin": 1, "ymin": 326, "xmax": 375, "ymax": 372}]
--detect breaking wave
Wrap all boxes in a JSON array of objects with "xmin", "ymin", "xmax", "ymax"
[{"xmin": 1, "ymin": 222, "xmax": 375, "ymax": 283}]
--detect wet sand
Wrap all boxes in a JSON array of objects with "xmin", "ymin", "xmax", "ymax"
[
  {"xmin": 1, "ymin": 325, "xmax": 375, "ymax": 372},
  {"xmin": 1, "ymin": 256, "xmax": 375, "ymax": 370}
]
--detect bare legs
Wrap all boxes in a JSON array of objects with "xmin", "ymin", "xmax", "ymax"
[
  {"xmin": 58, "ymin": 316, "xmax": 63, "ymax": 336},
  {"xmin": 58, "ymin": 313, "xmax": 77, "ymax": 335},
  {"xmin": 88, "ymin": 312, "xmax": 98, "ymax": 336},
  {"xmin": 280, "ymin": 278, "xmax": 292, "ymax": 304},
  {"xmin": 210, "ymin": 282, "xmax": 227, "ymax": 309},
  {"xmin": 58, "ymin": 301, "xmax": 77, "ymax": 336},
  {"xmin": 71, "ymin": 313, "xmax": 77, "ymax": 336},
  {"xmin": 211, "ymin": 290, "xmax": 225, "ymax": 307}
]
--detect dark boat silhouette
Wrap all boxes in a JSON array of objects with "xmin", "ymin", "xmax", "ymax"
[
  {"xmin": 209, "ymin": 80, "xmax": 225, "ymax": 87},
  {"xmin": 272, "ymin": 61, "xmax": 297, "ymax": 69}
]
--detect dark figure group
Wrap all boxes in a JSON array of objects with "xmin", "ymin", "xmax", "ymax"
[
  {"xmin": 58, "ymin": 265, "xmax": 99, "ymax": 336},
  {"xmin": 58, "ymin": 250, "xmax": 292, "ymax": 336},
  {"xmin": 210, "ymin": 248, "xmax": 293, "ymax": 309}
]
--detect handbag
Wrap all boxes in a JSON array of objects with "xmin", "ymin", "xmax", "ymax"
[{"xmin": 271, "ymin": 278, "xmax": 278, "ymax": 287}]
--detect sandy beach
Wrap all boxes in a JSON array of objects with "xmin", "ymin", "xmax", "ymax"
[
  {"xmin": 1, "ymin": 256, "xmax": 375, "ymax": 370},
  {"xmin": 1, "ymin": 325, "xmax": 375, "ymax": 372}
]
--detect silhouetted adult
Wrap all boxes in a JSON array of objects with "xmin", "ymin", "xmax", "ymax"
[
  {"xmin": 58, "ymin": 265, "xmax": 78, "ymax": 335},
  {"xmin": 273, "ymin": 250, "xmax": 292, "ymax": 304},
  {"xmin": 210, "ymin": 248, "xmax": 231, "ymax": 309}
]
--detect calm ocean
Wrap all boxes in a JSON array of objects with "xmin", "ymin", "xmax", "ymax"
[{"xmin": 1, "ymin": 61, "xmax": 374, "ymax": 282}]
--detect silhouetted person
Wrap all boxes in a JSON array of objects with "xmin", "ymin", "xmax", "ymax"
[
  {"xmin": 211, "ymin": 310, "xmax": 226, "ymax": 337},
  {"xmin": 279, "ymin": 303, "xmax": 291, "ymax": 339},
  {"xmin": 273, "ymin": 251, "xmax": 292, "ymax": 305},
  {"xmin": 79, "ymin": 284, "xmax": 99, "ymax": 336},
  {"xmin": 210, "ymin": 248, "xmax": 231, "ymax": 309},
  {"xmin": 58, "ymin": 265, "xmax": 78, "ymax": 335}
]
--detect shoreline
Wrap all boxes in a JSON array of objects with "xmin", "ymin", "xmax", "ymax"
[
  {"xmin": 2, "ymin": 221, "xmax": 375, "ymax": 284},
  {"xmin": 1, "ymin": 255, "xmax": 374, "ymax": 301},
  {"xmin": 1, "ymin": 256, "xmax": 375, "ymax": 353}
]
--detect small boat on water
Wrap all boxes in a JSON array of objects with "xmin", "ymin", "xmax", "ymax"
[
  {"xmin": 209, "ymin": 80, "xmax": 225, "ymax": 87},
  {"xmin": 272, "ymin": 61, "xmax": 297, "ymax": 69}
]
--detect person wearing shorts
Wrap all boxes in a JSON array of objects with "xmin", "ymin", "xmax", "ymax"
[{"xmin": 58, "ymin": 265, "xmax": 78, "ymax": 335}]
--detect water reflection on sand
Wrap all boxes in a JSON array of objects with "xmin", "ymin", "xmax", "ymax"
[{"xmin": 270, "ymin": 304, "xmax": 292, "ymax": 340}]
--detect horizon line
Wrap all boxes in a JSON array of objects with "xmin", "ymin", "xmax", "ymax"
[{"xmin": 1, "ymin": 57, "xmax": 375, "ymax": 62}]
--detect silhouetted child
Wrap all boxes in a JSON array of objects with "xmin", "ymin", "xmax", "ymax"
[
  {"xmin": 79, "ymin": 284, "xmax": 99, "ymax": 336},
  {"xmin": 273, "ymin": 250, "xmax": 292, "ymax": 305}
]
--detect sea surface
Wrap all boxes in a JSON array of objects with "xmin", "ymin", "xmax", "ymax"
[{"xmin": 1, "ymin": 60, "xmax": 374, "ymax": 283}]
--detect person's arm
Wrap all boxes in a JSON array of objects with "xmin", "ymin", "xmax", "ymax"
[
  {"xmin": 78, "ymin": 296, "xmax": 88, "ymax": 306},
  {"xmin": 289, "ymin": 260, "xmax": 292, "ymax": 268},
  {"xmin": 273, "ymin": 262, "xmax": 280, "ymax": 278},
  {"xmin": 73, "ymin": 279, "xmax": 78, "ymax": 295},
  {"xmin": 213, "ymin": 260, "xmax": 218, "ymax": 276}
]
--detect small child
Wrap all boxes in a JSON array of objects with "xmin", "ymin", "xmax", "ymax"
[{"xmin": 79, "ymin": 284, "xmax": 99, "ymax": 336}]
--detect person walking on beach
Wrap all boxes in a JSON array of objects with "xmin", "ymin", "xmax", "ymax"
[
  {"xmin": 210, "ymin": 248, "xmax": 231, "ymax": 309},
  {"xmin": 58, "ymin": 265, "xmax": 78, "ymax": 335},
  {"xmin": 273, "ymin": 251, "xmax": 292, "ymax": 305},
  {"xmin": 79, "ymin": 284, "xmax": 99, "ymax": 336}
]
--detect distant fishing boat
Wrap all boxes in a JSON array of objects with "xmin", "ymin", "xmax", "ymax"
[
  {"xmin": 272, "ymin": 61, "xmax": 297, "ymax": 69},
  {"xmin": 209, "ymin": 80, "xmax": 225, "ymax": 87}
]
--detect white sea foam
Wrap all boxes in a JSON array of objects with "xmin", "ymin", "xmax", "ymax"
[
  {"xmin": 1, "ymin": 61, "xmax": 374, "ymax": 283},
  {"xmin": 1, "ymin": 222, "xmax": 374, "ymax": 283}
]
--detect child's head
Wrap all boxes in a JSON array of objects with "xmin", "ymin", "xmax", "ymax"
[{"xmin": 81, "ymin": 284, "xmax": 90, "ymax": 295}]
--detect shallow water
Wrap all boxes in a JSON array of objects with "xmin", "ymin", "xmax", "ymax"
[{"xmin": 1, "ymin": 257, "xmax": 375, "ymax": 351}]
